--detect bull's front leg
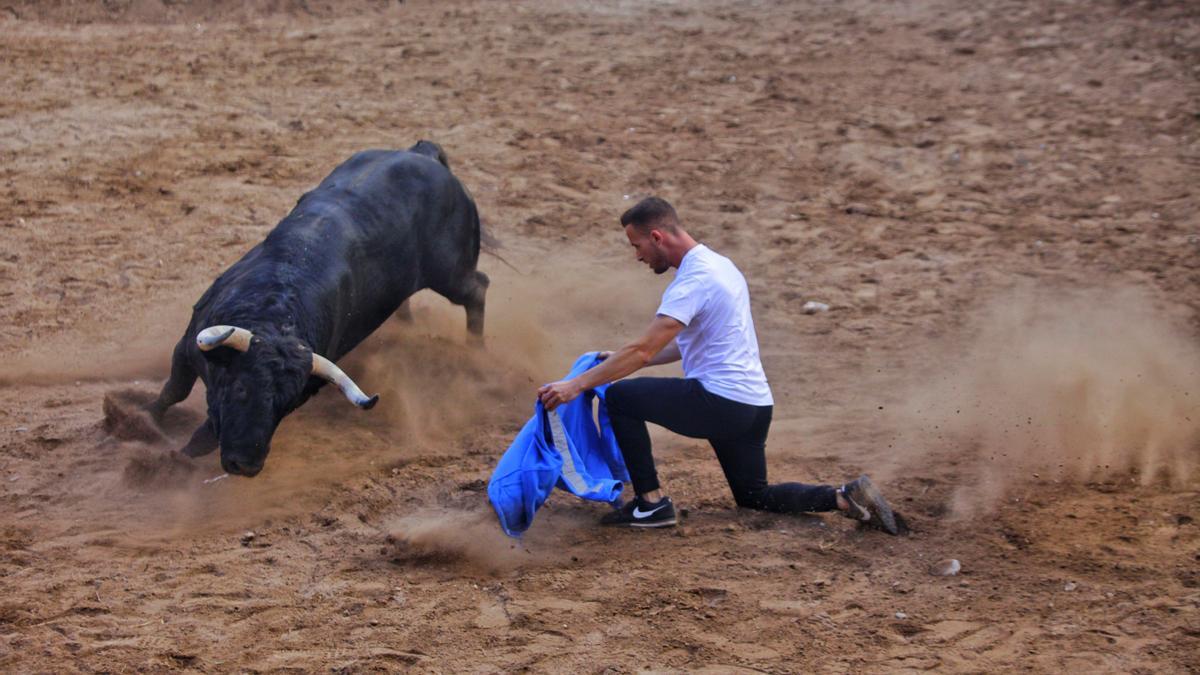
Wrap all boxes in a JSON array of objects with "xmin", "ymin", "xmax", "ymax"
[
  {"xmin": 179, "ymin": 418, "xmax": 219, "ymax": 458},
  {"xmin": 147, "ymin": 339, "xmax": 198, "ymax": 423}
]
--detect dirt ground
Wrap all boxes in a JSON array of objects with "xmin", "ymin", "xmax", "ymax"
[{"xmin": 1, "ymin": 0, "xmax": 1199, "ymax": 671}]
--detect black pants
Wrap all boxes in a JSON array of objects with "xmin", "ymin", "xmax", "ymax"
[{"xmin": 605, "ymin": 377, "xmax": 838, "ymax": 513}]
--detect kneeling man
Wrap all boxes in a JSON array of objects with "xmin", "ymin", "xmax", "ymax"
[{"xmin": 538, "ymin": 197, "xmax": 898, "ymax": 533}]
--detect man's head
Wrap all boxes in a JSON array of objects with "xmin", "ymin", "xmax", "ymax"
[{"xmin": 621, "ymin": 196, "xmax": 682, "ymax": 275}]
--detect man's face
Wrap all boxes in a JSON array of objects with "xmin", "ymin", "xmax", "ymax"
[{"xmin": 625, "ymin": 224, "xmax": 670, "ymax": 274}]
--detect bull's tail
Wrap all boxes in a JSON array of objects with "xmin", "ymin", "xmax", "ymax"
[
  {"xmin": 408, "ymin": 140, "xmax": 449, "ymax": 168},
  {"xmin": 480, "ymin": 225, "xmax": 502, "ymax": 252},
  {"xmin": 480, "ymin": 220, "xmax": 523, "ymax": 275},
  {"xmin": 410, "ymin": 140, "xmax": 521, "ymax": 275}
]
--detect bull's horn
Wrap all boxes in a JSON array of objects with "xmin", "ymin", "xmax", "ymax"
[
  {"xmin": 197, "ymin": 325, "xmax": 254, "ymax": 352},
  {"xmin": 311, "ymin": 353, "xmax": 379, "ymax": 410}
]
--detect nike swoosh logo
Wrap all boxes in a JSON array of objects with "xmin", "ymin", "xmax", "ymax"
[{"xmin": 633, "ymin": 503, "xmax": 667, "ymax": 518}]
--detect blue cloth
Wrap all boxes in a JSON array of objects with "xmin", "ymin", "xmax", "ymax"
[{"xmin": 488, "ymin": 352, "xmax": 629, "ymax": 536}]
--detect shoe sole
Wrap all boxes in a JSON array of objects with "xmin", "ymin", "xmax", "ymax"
[
  {"xmin": 600, "ymin": 517, "xmax": 678, "ymax": 527},
  {"xmin": 630, "ymin": 518, "xmax": 677, "ymax": 528},
  {"xmin": 850, "ymin": 477, "xmax": 898, "ymax": 535}
]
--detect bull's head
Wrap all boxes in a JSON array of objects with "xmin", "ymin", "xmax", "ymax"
[{"xmin": 195, "ymin": 325, "xmax": 378, "ymax": 476}]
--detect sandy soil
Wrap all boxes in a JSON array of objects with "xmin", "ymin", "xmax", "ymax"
[{"xmin": 1, "ymin": 0, "xmax": 1198, "ymax": 671}]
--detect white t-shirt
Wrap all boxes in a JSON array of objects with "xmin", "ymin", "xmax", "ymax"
[{"xmin": 656, "ymin": 244, "xmax": 774, "ymax": 406}]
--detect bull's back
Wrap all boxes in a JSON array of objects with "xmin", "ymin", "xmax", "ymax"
[
  {"xmin": 265, "ymin": 150, "xmax": 479, "ymax": 355},
  {"xmin": 190, "ymin": 148, "xmax": 478, "ymax": 360},
  {"xmin": 290, "ymin": 149, "xmax": 475, "ymax": 268}
]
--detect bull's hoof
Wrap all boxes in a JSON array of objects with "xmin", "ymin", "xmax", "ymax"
[
  {"xmin": 179, "ymin": 443, "xmax": 217, "ymax": 459},
  {"xmin": 123, "ymin": 447, "xmax": 199, "ymax": 488}
]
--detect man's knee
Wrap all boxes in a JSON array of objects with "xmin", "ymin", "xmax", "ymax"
[
  {"xmin": 730, "ymin": 482, "xmax": 768, "ymax": 510},
  {"xmin": 605, "ymin": 380, "xmax": 634, "ymax": 415}
]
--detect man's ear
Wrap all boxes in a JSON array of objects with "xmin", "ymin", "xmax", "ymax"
[{"xmin": 650, "ymin": 229, "xmax": 665, "ymax": 245}]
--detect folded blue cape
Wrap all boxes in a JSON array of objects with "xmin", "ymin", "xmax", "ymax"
[{"xmin": 488, "ymin": 352, "xmax": 629, "ymax": 536}]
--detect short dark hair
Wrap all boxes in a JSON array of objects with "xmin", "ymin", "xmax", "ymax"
[{"xmin": 620, "ymin": 196, "xmax": 678, "ymax": 232}]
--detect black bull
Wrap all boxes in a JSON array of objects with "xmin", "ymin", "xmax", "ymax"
[{"xmin": 146, "ymin": 141, "xmax": 488, "ymax": 476}]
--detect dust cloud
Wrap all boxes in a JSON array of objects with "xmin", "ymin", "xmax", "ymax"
[
  {"xmin": 384, "ymin": 508, "xmax": 530, "ymax": 575},
  {"xmin": 890, "ymin": 285, "xmax": 1200, "ymax": 517},
  {"xmin": 0, "ymin": 292, "xmax": 198, "ymax": 387}
]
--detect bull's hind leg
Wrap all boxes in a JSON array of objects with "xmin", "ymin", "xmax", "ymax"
[
  {"xmin": 437, "ymin": 270, "xmax": 489, "ymax": 341},
  {"xmin": 147, "ymin": 339, "xmax": 198, "ymax": 423},
  {"xmin": 465, "ymin": 271, "xmax": 489, "ymax": 338}
]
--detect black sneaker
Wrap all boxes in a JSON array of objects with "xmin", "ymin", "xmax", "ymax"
[
  {"xmin": 600, "ymin": 496, "xmax": 677, "ymax": 528},
  {"xmin": 839, "ymin": 475, "xmax": 899, "ymax": 535}
]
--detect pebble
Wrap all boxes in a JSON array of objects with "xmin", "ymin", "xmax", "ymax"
[
  {"xmin": 895, "ymin": 611, "xmax": 908, "ymax": 620},
  {"xmin": 240, "ymin": 531, "xmax": 256, "ymax": 546},
  {"xmin": 802, "ymin": 301, "xmax": 830, "ymax": 314},
  {"xmin": 1063, "ymin": 581, "xmax": 1077, "ymax": 592},
  {"xmin": 931, "ymin": 559, "xmax": 962, "ymax": 576}
]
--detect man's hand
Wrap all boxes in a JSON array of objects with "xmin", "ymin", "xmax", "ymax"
[
  {"xmin": 536, "ymin": 351, "xmax": 609, "ymax": 410},
  {"xmin": 538, "ymin": 379, "xmax": 582, "ymax": 411},
  {"xmin": 537, "ymin": 316, "xmax": 684, "ymax": 410}
]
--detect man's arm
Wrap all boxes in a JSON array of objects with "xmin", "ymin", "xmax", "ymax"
[
  {"xmin": 646, "ymin": 339, "xmax": 681, "ymax": 366},
  {"xmin": 537, "ymin": 315, "xmax": 685, "ymax": 410},
  {"xmin": 601, "ymin": 339, "xmax": 680, "ymax": 366}
]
